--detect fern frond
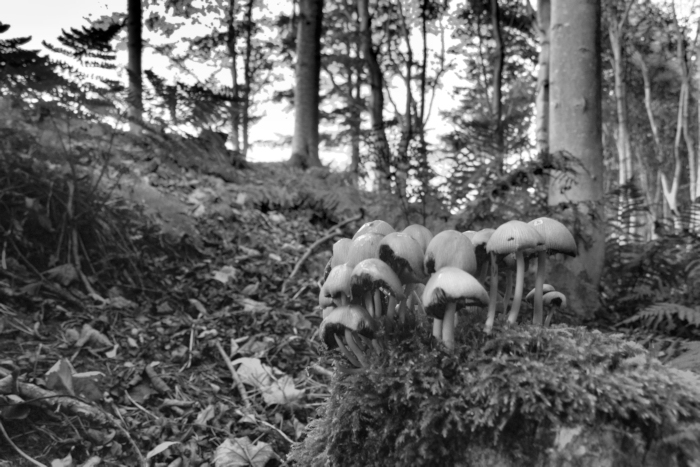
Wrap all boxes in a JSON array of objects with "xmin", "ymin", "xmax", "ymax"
[{"xmin": 618, "ymin": 303, "xmax": 700, "ymax": 333}]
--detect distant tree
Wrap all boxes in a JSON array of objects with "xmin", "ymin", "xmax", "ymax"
[
  {"xmin": 290, "ymin": 0, "xmax": 324, "ymax": 168},
  {"xmin": 548, "ymin": 0, "xmax": 605, "ymax": 318},
  {"xmin": 127, "ymin": 0, "xmax": 143, "ymax": 134}
]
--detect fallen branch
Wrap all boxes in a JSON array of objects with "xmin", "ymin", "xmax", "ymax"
[
  {"xmin": 282, "ymin": 212, "xmax": 364, "ymax": 293},
  {"xmin": 0, "ymin": 376, "xmax": 146, "ymax": 467},
  {"xmin": 214, "ymin": 339, "xmax": 251, "ymax": 411}
]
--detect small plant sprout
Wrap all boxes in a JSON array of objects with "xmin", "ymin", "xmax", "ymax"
[
  {"xmin": 527, "ymin": 217, "xmax": 577, "ymax": 326},
  {"xmin": 543, "ymin": 291, "xmax": 567, "ymax": 326},
  {"xmin": 353, "ymin": 220, "xmax": 395, "ymax": 239},
  {"xmin": 422, "ymin": 267, "xmax": 489, "ymax": 351},
  {"xmin": 319, "ymin": 305, "xmax": 378, "ymax": 369},
  {"xmin": 379, "ymin": 232, "xmax": 426, "ymax": 325},
  {"xmin": 401, "ymin": 224, "xmax": 433, "ymax": 252},
  {"xmin": 485, "ymin": 220, "xmax": 544, "ymax": 332},
  {"xmin": 322, "ymin": 264, "xmax": 353, "ymax": 307},
  {"xmin": 350, "ymin": 258, "xmax": 404, "ymax": 319}
]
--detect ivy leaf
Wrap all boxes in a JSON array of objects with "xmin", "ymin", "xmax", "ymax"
[{"xmin": 213, "ymin": 437, "xmax": 276, "ymax": 467}]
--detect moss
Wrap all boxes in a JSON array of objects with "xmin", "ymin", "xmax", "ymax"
[{"xmin": 290, "ymin": 314, "xmax": 700, "ymax": 466}]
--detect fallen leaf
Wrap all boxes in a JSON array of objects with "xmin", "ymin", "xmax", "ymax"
[
  {"xmin": 213, "ymin": 266, "xmax": 238, "ymax": 284},
  {"xmin": 213, "ymin": 437, "xmax": 275, "ymax": 467},
  {"xmin": 146, "ymin": 441, "xmax": 180, "ymax": 459},
  {"xmin": 261, "ymin": 375, "xmax": 304, "ymax": 406}
]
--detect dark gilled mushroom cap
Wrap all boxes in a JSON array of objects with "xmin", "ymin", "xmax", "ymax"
[
  {"xmin": 402, "ymin": 224, "xmax": 433, "ymax": 253},
  {"xmin": 528, "ymin": 217, "xmax": 577, "ymax": 257},
  {"xmin": 526, "ymin": 284, "xmax": 555, "ymax": 302},
  {"xmin": 421, "ymin": 267, "xmax": 489, "ymax": 320},
  {"xmin": 319, "ymin": 287, "xmax": 334, "ymax": 308},
  {"xmin": 472, "ymin": 228, "xmax": 495, "ymax": 268},
  {"xmin": 378, "ymin": 232, "xmax": 426, "ymax": 284},
  {"xmin": 319, "ymin": 305, "xmax": 378, "ymax": 350},
  {"xmin": 486, "ymin": 220, "xmax": 544, "ymax": 256},
  {"xmin": 350, "ymin": 258, "xmax": 405, "ymax": 301},
  {"xmin": 424, "ymin": 230, "xmax": 477, "ymax": 276},
  {"xmin": 543, "ymin": 291, "xmax": 567, "ymax": 308},
  {"xmin": 322, "ymin": 264, "xmax": 353, "ymax": 302},
  {"xmin": 346, "ymin": 233, "xmax": 384, "ymax": 267},
  {"xmin": 353, "ymin": 220, "xmax": 395, "ymax": 239}
]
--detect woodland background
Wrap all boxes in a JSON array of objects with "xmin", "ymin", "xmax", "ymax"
[{"xmin": 1, "ymin": 0, "xmax": 700, "ymax": 465}]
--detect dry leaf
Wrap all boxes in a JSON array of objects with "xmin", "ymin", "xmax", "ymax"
[{"xmin": 213, "ymin": 437, "xmax": 275, "ymax": 467}]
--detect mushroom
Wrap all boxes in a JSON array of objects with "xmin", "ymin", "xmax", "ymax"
[
  {"xmin": 402, "ymin": 224, "xmax": 433, "ymax": 252},
  {"xmin": 422, "ymin": 267, "xmax": 489, "ymax": 351},
  {"xmin": 471, "ymin": 228, "xmax": 495, "ymax": 284},
  {"xmin": 322, "ymin": 264, "xmax": 353, "ymax": 307},
  {"xmin": 543, "ymin": 291, "xmax": 566, "ymax": 326},
  {"xmin": 525, "ymin": 284, "xmax": 556, "ymax": 303},
  {"xmin": 353, "ymin": 220, "xmax": 394, "ymax": 239},
  {"xmin": 319, "ymin": 305, "xmax": 378, "ymax": 368},
  {"xmin": 330, "ymin": 238, "xmax": 353, "ymax": 268},
  {"xmin": 345, "ymin": 233, "xmax": 384, "ymax": 267},
  {"xmin": 424, "ymin": 230, "xmax": 477, "ymax": 276},
  {"xmin": 379, "ymin": 232, "xmax": 426, "ymax": 325},
  {"xmin": 485, "ymin": 220, "xmax": 544, "ymax": 332},
  {"xmin": 527, "ymin": 217, "xmax": 577, "ymax": 326},
  {"xmin": 350, "ymin": 258, "xmax": 404, "ymax": 319}
]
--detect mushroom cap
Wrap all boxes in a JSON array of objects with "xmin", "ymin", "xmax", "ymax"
[
  {"xmin": 351, "ymin": 258, "xmax": 405, "ymax": 301},
  {"xmin": 353, "ymin": 220, "xmax": 395, "ymax": 239},
  {"xmin": 379, "ymin": 232, "xmax": 426, "ymax": 284},
  {"xmin": 319, "ymin": 287, "xmax": 334, "ymax": 308},
  {"xmin": 346, "ymin": 233, "xmax": 384, "ymax": 267},
  {"xmin": 322, "ymin": 258, "xmax": 333, "ymax": 283},
  {"xmin": 330, "ymin": 238, "xmax": 353, "ymax": 268},
  {"xmin": 525, "ymin": 284, "xmax": 556, "ymax": 302},
  {"xmin": 322, "ymin": 306, "xmax": 335, "ymax": 318},
  {"xmin": 486, "ymin": 220, "xmax": 544, "ymax": 255},
  {"xmin": 424, "ymin": 230, "xmax": 477, "ymax": 276},
  {"xmin": 402, "ymin": 224, "xmax": 433, "ymax": 252},
  {"xmin": 472, "ymin": 228, "xmax": 496, "ymax": 268},
  {"xmin": 319, "ymin": 305, "xmax": 378, "ymax": 349},
  {"xmin": 462, "ymin": 230, "xmax": 477, "ymax": 241},
  {"xmin": 543, "ymin": 291, "xmax": 567, "ymax": 308},
  {"xmin": 421, "ymin": 267, "xmax": 489, "ymax": 320},
  {"xmin": 322, "ymin": 264, "xmax": 353, "ymax": 301},
  {"xmin": 528, "ymin": 217, "xmax": 577, "ymax": 257}
]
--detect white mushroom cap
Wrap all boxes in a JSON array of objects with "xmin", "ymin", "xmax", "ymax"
[
  {"xmin": 322, "ymin": 264, "xmax": 353, "ymax": 302},
  {"xmin": 402, "ymin": 224, "xmax": 433, "ymax": 252},
  {"xmin": 346, "ymin": 233, "xmax": 383, "ymax": 267},
  {"xmin": 319, "ymin": 305, "xmax": 377, "ymax": 350},
  {"xmin": 525, "ymin": 284, "xmax": 555, "ymax": 302},
  {"xmin": 353, "ymin": 220, "xmax": 394, "ymax": 239},
  {"xmin": 421, "ymin": 267, "xmax": 489, "ymax": 320},
  {"xmin": 379, "ymin": 232, "xmax": 426, "ymax": 283},
  {"xmin": 424, "ymin": 230, "xmax": 477, "ymax": 276},
  {"xmin": 350, "ymin": 258, "xmax": 405, "ymax": 301},
  {"xmin": 330, "ymin": 238, "xmax": 353, "ymax": 268},
  {"xmin": 528, "ymin": 217, "xmax": 577, "ymax": 257},
  {"xmin": 486, "ymin": 220, "xmax": 544, "ymax": 255},
  {"xmin": 543, "ymin": 291, "xmax": 567, "ymax": 308}
]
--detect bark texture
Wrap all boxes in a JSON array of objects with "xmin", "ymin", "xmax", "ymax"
[
  {"xmin": 127, "ymin": 0, "xmax": 143, "ymax": 135},
  {"xmin": 290, "ymin": 0, "xmax": 324, "ymax": 168},
  {"xmin": 548, "ymin": 0, "xmax": 605, "ymax": 319},
  {"xmin": 226, "ymin": 0, "xmax": 241, "ymax": 154},
  {"xmin": 535, "ymin": 0, "xmax": 550, "ymax": 155}
]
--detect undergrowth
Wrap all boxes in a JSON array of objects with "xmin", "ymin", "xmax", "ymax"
[{"xmin": 290, "ymin": 315, "xmax": 700, "ymax": 466}]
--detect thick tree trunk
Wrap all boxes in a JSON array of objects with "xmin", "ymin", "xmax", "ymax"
[
  {"xmin": 290, "ymin": 0, "xmax": 323, "ymax": 168},
  {"xmin": 127, "ymin": 0, "xmax": 143, "ymax": 135},
  {"xmin": 226, "ymin": 0, "xmax": 241, "ymax": 154},
  {"xmin": 548, "ymin": 0, "xmax": 605, "ymax": 319},
  {"xmin": 358, "ymin": 0, "xmax": 391, "ymax": 191},
  {"xmin": 242, "ymin": 0, "xmax": 254, "ymax": 160},
  {"xmin": 535, "ymin": 0, "xmax": 550, "ymax": 155}
]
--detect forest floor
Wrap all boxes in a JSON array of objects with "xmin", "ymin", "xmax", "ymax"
[{"xmin": 0, "ymin": 136, "xmax": 344, "ymax": 466}]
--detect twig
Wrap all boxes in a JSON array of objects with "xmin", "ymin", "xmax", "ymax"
[
  {"xmin": 214, "ymin": 339, "xmax": 251, "ymax": 410},
  {"xmin": 0, "ymin": 419, "xmax": 47, "ymax": 467},
  {"xmin": 258, "ymin": 419, "xmax": 294, "ymax": 444},
  {"xmin": 282, "ymin": 212, "xmax": 364, "ymax": 293}
]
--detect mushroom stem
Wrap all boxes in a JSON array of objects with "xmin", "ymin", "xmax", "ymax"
[
  {"xmin": 506, "ymin": 252, "xmax": 526, "ymax": 325},
  {"xmin": 485, "ymin": 253, "xmax": 499, "ymax": 334},
  {"xmin": 533, "ymin": 250, "xmax": 547, "ymax": 326},
  {"xmin": 477, "ymin": 261, "xmax": 489, "ymax": 286},
  {"xmin": 334, "ymin": 333, "xmax": 361, "ymax": 367},
  {"xmin": 442, "ymin": 302, "xmax": 457, "ymax": 351},
  {"xmin": 432, "ymin": 318, "xmax": 442, "ymax": 340},
  {"xmin": 373, "ymin": 290, "xmax": 383, "ymax": 318},
  {"xmin": 340, "ymin": 293, "xmax": 349, "ymax": 307},
  {"xmin": 364, "ymin": 293, "xmax": 374, "ymax": 318},
  {"xmin": 345, "ymin": 329, "xmax": 369, "ymax": 367},
  {"xmin": 503, "ymin": 270, "xmax": 513, "ymax": 314},
  {"xmin": 387, "ymin": 296, "xmax": 397, "ymax": 321}
]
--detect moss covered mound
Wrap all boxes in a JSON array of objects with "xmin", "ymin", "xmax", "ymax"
[{"xmin": 290, "ymin": 319, "xmax": 700, "ymax": 466}]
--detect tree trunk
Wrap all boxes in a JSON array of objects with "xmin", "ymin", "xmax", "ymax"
[
  {"xmin": 242, "ymin": 0, "xmax": 254, "ymax": 160},
  {"xmin": 548, "ymin": 0, "xmax": 605, "ymax": 319},
  {"xmin": 535, "ymin": 0, "xmax": 550, "ymax": 155},
  {"xmin": 226, "ymin": 0, "xmax": 241, "ymax": 154},
  {"xmin": 490, "ymin": 0, "xmax": 504, "ymax": 173},
  {"xmin": 290, "ymin": 0, "xmax": 324, "ymax": 168},
  {"xmin": 358, "ymin": 0, "xmax": 391, "ymax": 191},
  {"xmin": 127, "ymin": 0, "xmax": 143, "ymax": 135}
]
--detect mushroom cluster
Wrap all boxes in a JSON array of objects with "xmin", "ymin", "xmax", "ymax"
[{"xmin": 316, "ymin": 217, "xmax": 576, "ymax": 368}]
